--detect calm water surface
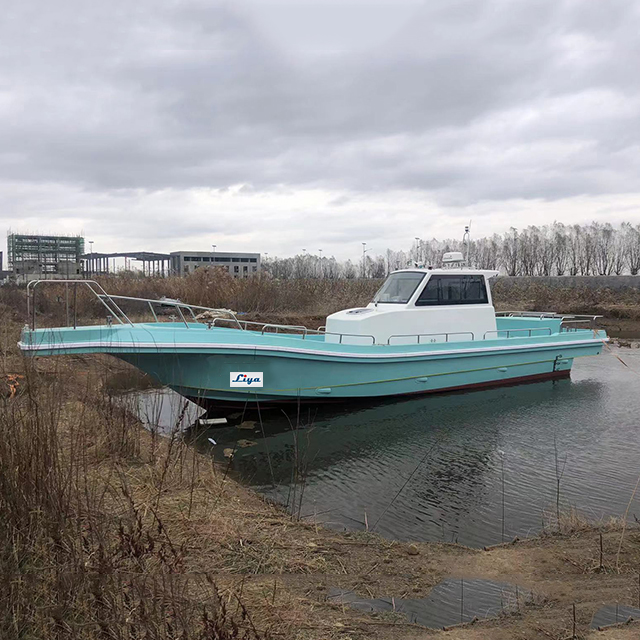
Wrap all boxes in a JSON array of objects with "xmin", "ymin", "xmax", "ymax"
[{"xmin": 198, "ymin": 348, "xmax": 640, "ymax": 548}]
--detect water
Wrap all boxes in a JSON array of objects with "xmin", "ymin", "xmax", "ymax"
[
  {"xmin": 591, "ymin": 604, "xmax": 640, "ymax": 629},
  {"xmin": 194, "ymin": 348, "xmax": 640, "ymax": 548},
  {"xmin": 121, "ymin": 388, "xmax": 205, "ymax": 435},
  {"xmin": 329, "ymin": 579, "xmax": 530, "ymax": 628}
]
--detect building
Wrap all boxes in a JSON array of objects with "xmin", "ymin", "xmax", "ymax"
[
  {"xmin": 170, "ymin": 251, "xmax": 261, "ymax": 277},
  {"xmin": 7, "ymin": 233, "xmax": 84, "ymax": 281}
]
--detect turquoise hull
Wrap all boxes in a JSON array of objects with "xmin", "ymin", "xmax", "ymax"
[{"xmin": 19, "ymin": 317, "xmax": 607, "ymax": 405}]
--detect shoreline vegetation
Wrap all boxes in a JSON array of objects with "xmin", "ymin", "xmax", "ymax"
[{"xmin": 3, "ymin": 273, "xmax": 640, "ymax": 638}]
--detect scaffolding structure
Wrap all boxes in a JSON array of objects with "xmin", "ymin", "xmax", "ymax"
[
  {"xmin": 8, "ymin": 233, "xmax": 85, "ymax": 279},
  {"xmin": 83, "ymin": 251, "xmax": 170, "ymax": 276}
]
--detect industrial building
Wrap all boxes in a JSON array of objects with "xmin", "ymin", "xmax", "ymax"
[
  {"xmin": 4, "ymin": 233, "xmax": 260, "ymax": 281},
  {"xmin": 7, "ymin": 233, "xmax": 84, "ymax": 281},
  {"xmin": 170, "ymin": 251, "xmax": 261, "ymax": 277}
]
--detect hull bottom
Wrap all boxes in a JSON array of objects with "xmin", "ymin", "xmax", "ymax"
[{"xmin": 184, "ymin": 368, "xmax": 571, "ymax": 410}]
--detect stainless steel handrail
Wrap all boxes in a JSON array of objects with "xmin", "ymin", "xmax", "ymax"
[
  {"xmin": 261, "ymin": 324, "xmax": 309, "ymax": 337},
  {"xmin": 325, "ymin": 331, "xmax": 376, "ymax": 345},
  {"xmin": 209, "ymin": 317, "xmax": 375, "ymax": 343},
  {"xmin": 387, "ymin": 331, "xmax": 475, "ymax": 345},
  {"xmin": 25, "ymin": 280, "xmax": 242, "ymax": 331},
  {"xmin": 495, "ymin": 311, "xmax": 560, "ymax": 318},
  {"xmin": 483, "ymin": 327, "xmax": 553, "ymax": 339},
  {"xmin": 496, "ymin": 310, "xmax": 602, "ymax": 324},
  {"xmin": 95, "ymin": 293, "xmax": 241, "ymax": 329},
  {"xmin": 27, "ymin": 280, "xmax": 134, "ymax": 330},
  {"xmin": 560, "ymin": 318, "xmax": 601, "ymax": 331},
  {"xmin": 211, "ymin": 317, "xmax": 319, "ymax": 335}
]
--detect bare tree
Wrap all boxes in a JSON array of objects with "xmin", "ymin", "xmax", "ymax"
[
  {"xmin": 262, "ymin": 222, "xmax": 639, "ymax": 280},
  {"xmin": 622, "ymin": 222, "xmax": 640, "ymax": 275}
]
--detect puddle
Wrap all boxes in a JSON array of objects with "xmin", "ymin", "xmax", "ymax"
[
  {"xmin": 591, "ymin": 604, "xmax": 640, "ymax": 629},
  {"xmin": 329, "ymin": 578, "xmax": 530, "ymax": 628},
  {"xmin": 119, "ymin": 388, "xmax": 205, "ymax": 434}
]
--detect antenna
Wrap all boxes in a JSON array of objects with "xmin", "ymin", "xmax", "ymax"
[{"xmin": 463, "ymin": 221, "xmax": 471, "ymax": 265}]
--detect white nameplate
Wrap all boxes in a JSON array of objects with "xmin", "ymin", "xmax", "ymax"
[{"xmin": 230, "ymin": 372, "xmax": 264, "ymax": 388}]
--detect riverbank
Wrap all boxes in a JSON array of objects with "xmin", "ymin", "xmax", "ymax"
[{"xmin": 4, "ymin": 287, "xmax": 640, "ymax": 638}]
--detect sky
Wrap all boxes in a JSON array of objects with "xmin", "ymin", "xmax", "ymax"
[{"xmin": 2, "ymin": 0, "xmax": 640, "ymax": 261}]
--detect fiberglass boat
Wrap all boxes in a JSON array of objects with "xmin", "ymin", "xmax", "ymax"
[{"xmin": 19, "ymin": 254, "xmax": 607, "ymax": 406}]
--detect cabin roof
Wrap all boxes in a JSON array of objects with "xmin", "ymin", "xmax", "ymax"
[{"xmin": 391, "ymin": 268, "xmax": 500, "ymax": 277}]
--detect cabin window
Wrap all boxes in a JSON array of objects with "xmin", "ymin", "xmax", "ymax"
[
  {"xmin": 373, "ymin": 272, "xmax": 425, "ymax": 304},
  {"xmin": 415, "ymin": 275, "xmax": 488, "ymax": 306}
]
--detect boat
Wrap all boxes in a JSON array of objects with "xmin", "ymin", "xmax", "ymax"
[{"xmin": 19, "ymin": 255, "xmax": 607, "ymax": 406}]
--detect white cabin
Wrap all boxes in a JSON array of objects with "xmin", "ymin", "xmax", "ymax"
[{"xmin": 325, "ymin": 267, "xmax": 499, "ymax": 345}]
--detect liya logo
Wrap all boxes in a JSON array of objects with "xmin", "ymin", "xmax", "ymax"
[{"xmin": 230, "ymin": 372, "xmax": 263, "ymax": 388}]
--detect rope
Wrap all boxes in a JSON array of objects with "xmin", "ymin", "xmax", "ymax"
[{"xmin": 595, "ymin": 328, "xmax": 638, "ymax": 374}]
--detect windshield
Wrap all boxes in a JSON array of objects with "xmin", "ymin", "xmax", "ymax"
[{"xmin": 373, "ymin": 272, "xmax": 425, "ymax": 304}]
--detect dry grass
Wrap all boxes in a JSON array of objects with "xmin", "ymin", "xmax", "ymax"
[
  {"xmin": 0, "ymin": 353, "xmax": 275, "ymax": 639},
  {"xmin": 492, "ymin": 279, "xmax": 640, "ymax": 320}
]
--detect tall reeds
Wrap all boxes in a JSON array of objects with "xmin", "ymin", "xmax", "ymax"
[{"xmin": 0, "ymin": 349, "xmax": 268, "ymax": 639}]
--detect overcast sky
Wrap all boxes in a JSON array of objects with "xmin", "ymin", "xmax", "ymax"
[{"xmin": 2, "ymin": 0, "xmax": 640, "ymax": 260}]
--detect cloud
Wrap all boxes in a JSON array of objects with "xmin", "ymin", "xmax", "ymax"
[{"xmin": 1, "ymin": 0, "xmax": 640, "ymax": 256}]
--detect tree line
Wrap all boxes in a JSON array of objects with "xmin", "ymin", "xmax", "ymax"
[{"xmin": 263, "ymin": 222, "xmax": 640, "ymax": 279}]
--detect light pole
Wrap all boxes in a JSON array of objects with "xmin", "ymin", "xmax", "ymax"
[
  {"xmin": 463, "ymin": 224, "xmax": 471, "ymax": 264},
  {"xmin": 318, "ymin": 249, "xmax": 323, "ymax": 278},
  {"xmin": 89, "ymin": 240, "xmax": 94, "ymax": 276},
  {"xmin": 362, "ymin": 242, "xmax": 371, "ymax": 278},
  {"xmin": 211, "ymin": 244, "xmax": 216, "ymax": 252},
  {"xmin": 415, "ymin": 236, "xmax": 420, "ymax": 264}
]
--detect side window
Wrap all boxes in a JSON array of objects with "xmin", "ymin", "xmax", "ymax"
[
  {"xmin": 440, "ymin": 277, "xmax": 462, "ymax": 303},
  {"xmin": 416, "ymin": 275, "xmax": 488, "ymax": 306},
  {"xmin": 462, "ymin": 276, "xmax": 488, "ymax": 303},
  {"xmin": 417, "ymin": 277, "xmax": 439, "ymax": 305}
]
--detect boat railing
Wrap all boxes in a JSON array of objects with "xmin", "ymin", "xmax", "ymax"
[
  {"xmin": 483, "ymin": 327, "xmax": 553, "ymax": 339},
  {"xmin": 560, "ymin": 317, "xmax": 602, "ymax": 332},
  {"xmin": 96, "ymin": 294, "xmax": 243, "ymax": 330},
  {"xmin": 210, "ymin": 316, "xmax": 318, "ymax": 336},
  {"xmin": 26, "ymin": 280, "xmax": 603, "ymax": 342},
  {"xmin": 27, "ymin": 280, "xmax": 133, "ymax": 331},
  {"xmin": 209, "ymin": 317, "xmax": 375, "ymax": 343},
  {"xmin": 387, "ymin": 331, "xmax": 475, "ymax": 345},
  {"xmin": 326, "ymin": 332, "xmax": 376, "ymax": 345},
  {"xmin": 261, "ymin": 323, "xmax": 309, "ymax": 337},
  {"xmin": 496, "ymin": 311, "xmax": 560, "ymax": 319},
  {"xmin": 25, "ymin": 279, "xmax": 242, "ymax": 331},
  {"xmin": 496, "ymin": 310, "xmax": 601, "ymax": 328}
]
